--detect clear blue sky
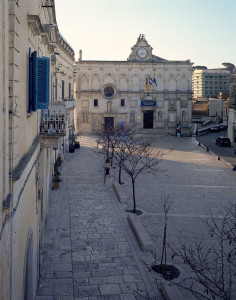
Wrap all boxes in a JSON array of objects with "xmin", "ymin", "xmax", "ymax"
[{"xmin": 55, "ymin": 0, "xmax": 236, "ymax": 68}]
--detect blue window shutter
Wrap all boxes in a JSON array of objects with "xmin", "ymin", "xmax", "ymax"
[{"xmin": 36, "ymin": 56, "xmax": 50, "ymax": 109}]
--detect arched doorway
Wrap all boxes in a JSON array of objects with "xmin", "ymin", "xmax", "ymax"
[{"xmin": 23, "ymin": 230, "xmax": 33, "ymax": 300}]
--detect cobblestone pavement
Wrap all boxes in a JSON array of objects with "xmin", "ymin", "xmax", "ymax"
[
  {"xmin": 36, "ymin": 135, "xmax": 161, "ymax": 300},
  {"xmin": 37, "ymin": 134, "xmax": 236, "ymax": 300},
  {"xmin": 115, "ymin": 135, "xmax": 236, "ymax": 270}
]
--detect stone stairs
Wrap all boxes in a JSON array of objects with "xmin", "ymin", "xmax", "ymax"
[{"xmin": 133, "ymin": 128, "xmax": 168, "ymax": 141}]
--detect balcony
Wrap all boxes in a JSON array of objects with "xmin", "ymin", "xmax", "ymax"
[
  {"xmin": 40, "ymin": 102, "xmax": 66, "ymax": 148},
  {"xmin": 64, "ymin": 98, "xmax": 76, "ymax": 110}
]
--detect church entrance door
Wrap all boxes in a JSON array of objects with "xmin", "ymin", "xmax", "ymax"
[
  {"xmin": 104, "ymin": 117, "xmax": 114, "ymax": 131},
  {"xmin": 143, "ymin": 110, "xmax": 153, "ymax": 128}
]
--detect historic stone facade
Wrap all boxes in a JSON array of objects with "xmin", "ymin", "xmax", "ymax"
[
  {"xmin": 75, "ymin": 34, "xmax": 193, "ymax": 136},
  {"xmin": 0, "ymin": 1, "xmax": 75, "ymax": 299}
]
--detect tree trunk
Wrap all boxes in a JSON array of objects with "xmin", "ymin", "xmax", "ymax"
[
  {"xmin": 119, "ymin": 164, "xmax": 122, "ymax": 184},
  {"xmin": 111, "ymin": 149, "xmax": 114, "ymax": 166},
  {"xmin": 132, "ymin": 179, "xmax": 136, "ymax": 213},
  {"xmin": 160, "ymin": 225, "xmax": 167, "ymax": 272}
]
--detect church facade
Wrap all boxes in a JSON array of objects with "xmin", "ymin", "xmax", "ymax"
[{"xmin": 75, "ymin": 34, "xmax": 193, "ymax": 136}]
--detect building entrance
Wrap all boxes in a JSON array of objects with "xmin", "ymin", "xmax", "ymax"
[
  {"xmin": 143, "ymin": 110, "xmax": 153, "ymax": 128},
  {"xmin": 104, "ymin": 117, "xmax": 114, "ymax": 131}
]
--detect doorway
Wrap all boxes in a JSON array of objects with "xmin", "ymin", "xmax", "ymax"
[
  {"xmin": 104, "ymin": 117, "xmax": 114, "ymax": 131},
  {"xmin": 143, "ymin": 110, "xmax": 154, "ymax": 128},
  {"xmin": 23, "ymin": 231, "xmax": 33, "ymax": 300}
]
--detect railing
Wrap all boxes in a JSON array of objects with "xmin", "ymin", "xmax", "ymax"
[{"xmin": 40, "ymin": 102, "xmax": 66, "ymax": 135}]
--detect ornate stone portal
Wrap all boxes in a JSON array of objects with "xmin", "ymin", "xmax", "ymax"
[{"xmin": 75, "ymin": 35, "xmax": 193, "ymax": 136}]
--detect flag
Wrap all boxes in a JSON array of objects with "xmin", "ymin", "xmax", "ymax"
[{"xmin": 153, "ymin": 77, "xmax": 157, "ymax": 87}]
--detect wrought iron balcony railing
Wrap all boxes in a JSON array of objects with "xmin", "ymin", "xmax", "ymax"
[{"xmin": 40, "ymin": 102, "xmax": 66, "ymax": 136}]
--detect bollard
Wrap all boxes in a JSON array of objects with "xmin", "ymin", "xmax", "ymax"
[
  {"xmin": 198, "ymin": 142, "xmax": 201, "ymax": 146},
  {"xmin": 105, "ymin": 167, "xmax": 110, "ymax": 175},
  {"xmin": 217, "ymin": 156, "xmax": 220, "ymax": 160},
  {"xmin": 206, "ymin": 147, "xmax": 209, "ymax": 152},
  {"xmin": 233, "ymin": 165, "xmax": 236, "ymax": 171}
]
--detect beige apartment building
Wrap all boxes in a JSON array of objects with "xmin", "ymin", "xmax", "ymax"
[
  {"xmin": 0, "ymin": 1, "xmax": 75, "ymax": 299},
  {"xmin": 193, "ymin": 69, "xmax": 230, "ymax": 99},
  {"xmin": 75, "ymin": 34, "xmax": 193, "ymax": 136}
]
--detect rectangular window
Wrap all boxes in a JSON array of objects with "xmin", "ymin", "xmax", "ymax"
[
  {"xmin": 69, "ymin": 83, "xmax": 71, "ymax": 99},
  {"xmin": 121, "ymin": 99, "xmax": 125, "ymax": 106},
  {"xmin": 55, "ymin": 77, "xmax": 57, "ymax": 100},
  {"xmin": 62, "ymin": 80, "xmax": 65, "ymax": 99},
  {"xmin": 29, "ymin": 49, "xmax": 50, "ymax": 112},
  {"xmin": 94, "ymin": 99, "xmax": 98, "ymax": 107}
]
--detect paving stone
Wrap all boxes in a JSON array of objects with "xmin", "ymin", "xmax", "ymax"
[
  {"xmin": 89, "ymin": 277, "xmax": 108, "ymax": 285},
  {"xmin": 55, "ymin": 264, "xmax": 72, "ymax": 272},
  {"xmin": 54, "ymin": 284, "xmax": 73, "ymax": 296},
  {"xmin": 36, "ymin": 136, "xmax": 158, "ymax": 299},
  {"xmin": 120, "ymin": 294, "xmax": 136, "ymax": 300},
  {"xmin": 99, "ymin": 284, "xmax": 121, "ymax": 295},
  {"xmin": 74, "ymin": 285, "xmax": 100, "ymax": 298}
]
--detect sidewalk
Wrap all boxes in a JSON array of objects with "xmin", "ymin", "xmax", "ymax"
[{"xmin": 36, "ymin": 136, "xmax": 160, "ymax": 300}]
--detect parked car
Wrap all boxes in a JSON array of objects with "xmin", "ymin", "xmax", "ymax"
[
  {"xmin": 218, "ymin": 124, "xmax": 228, "ymax": 131},
  {"xmin": 211, "ymin": 125, "xmax": 221, "ymax": 132},
  {"xmin": 215, "ymin": 137, "xmax": 231, "ymax": 147}
]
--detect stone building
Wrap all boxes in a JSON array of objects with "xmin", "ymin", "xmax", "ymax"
[
  {"xmin": 0, "ymin": 1, "xmax": 75, "ymax": 299},
  {"xmin": 75, "ymin": 34, "xmax": 193, "ymax": 136},
  {"xmin": 228, "ymin": 74, "xmax": 236, "ymax": 144}
]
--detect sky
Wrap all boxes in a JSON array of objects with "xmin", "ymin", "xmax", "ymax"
[{"xmin": 55, "ymin": 0, "xmax": 236, "ymax": 69}]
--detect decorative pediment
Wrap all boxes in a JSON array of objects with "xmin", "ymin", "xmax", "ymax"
[{"xmin": 127, "ymin": 34, "xmax": 167, "ymax": 62}]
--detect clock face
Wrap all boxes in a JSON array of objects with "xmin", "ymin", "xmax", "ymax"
[
  {"xmin": 137, "ymin": 48, "xmax": 148, "ymax": 59},
  {"xmin": 104, "ymin": 85, "xmax": 115, "ymax": 98}
]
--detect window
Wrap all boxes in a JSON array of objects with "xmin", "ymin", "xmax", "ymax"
[
  {"xmin": 94, "ymin": 99, "xmax": 98, "ymax": 107},
  {"xmin": 121, "ymin": 99, "xmax": 125, "ymax": 106},
  {"xmin": 55, "ymin": 77, "xmax": 57, "ymax": 100},
  {"xmin": 62, "ymin": 80, "xmax": 64, "ymax": 99},
  {"xmin": 69, "ymin": 83, "xmax": 71, "ymax": 99},
  {"xmin": 29, "ymin": 50, "xmax": 50, "ymax": 112}
]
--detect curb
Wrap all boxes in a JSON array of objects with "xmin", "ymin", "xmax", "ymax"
[
  {"xmin": 193, "ymin": 138, "xmax": 234, "ymax": 168},
  {"xmin": 127, "ymin": 213, "xmax": 154, "ymax": 252}
]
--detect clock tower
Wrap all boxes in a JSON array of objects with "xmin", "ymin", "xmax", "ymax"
[{"xmin": 128, "ymin": 34, "xmax": 167, "ymax": 62}]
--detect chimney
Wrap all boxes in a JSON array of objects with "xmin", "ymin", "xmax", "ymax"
[{"xmin": 79, "ymin": 50, "xmax": 82, "ymax": 61}]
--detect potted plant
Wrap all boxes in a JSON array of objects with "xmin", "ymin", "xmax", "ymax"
[
  {"xmin": 75, "ymin": 141, "xmax": 80, "ymax": 149},
  {"xmin": 53, "ymin": 171, "xmax": 61, "ymax": 181},
  {"xmin": 57, "ymin": 154, "xmax": 62, "ymax": 166},
  {"xmin": 53, "ymin": 161, "xmax": 58, "ymax": 172}
]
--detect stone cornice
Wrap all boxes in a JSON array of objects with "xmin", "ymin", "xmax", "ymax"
[{"xmin": 27, "ymin": 15, "xmax": 43, "ymax": 36}]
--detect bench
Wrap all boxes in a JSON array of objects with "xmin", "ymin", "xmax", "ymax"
[{"xmin": 127, "ymin": 213, "xmax": 154, "ymax": 251}]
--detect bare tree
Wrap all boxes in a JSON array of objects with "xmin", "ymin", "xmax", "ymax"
[
  {"xmin": 113, "ymin": 137, "xmax": 133, "ymax": 184},
  {"xmin": 160, "ymin": 194, "xmax": 172, "ymax": 272},
  {"xmin": 165, "ymin": 203, "xmax": 236, "ymax": 300},
  {"xmin": 121, "ymin": 141, "xmax": 161, "ymax": 213}
]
